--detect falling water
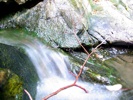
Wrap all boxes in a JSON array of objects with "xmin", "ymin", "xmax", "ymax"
[{"xmin": 0, "ymin": 33, "xmax": 123, "ymax": 100}]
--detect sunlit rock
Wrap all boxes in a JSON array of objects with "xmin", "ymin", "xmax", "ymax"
[
  {"xmin": 88, "ymin": 0, "xmax": 133, "ymax": 45},
  {"xmin": 105, "ymin": 84, "xmax": 122, "ymax": 91},
  {"xmin": 0, "ymin": 0, "xmax": 96, "ymax": 48},
  {"xmin": 0, "ymin": 0, "xmax": 133, "ymax": 47}
]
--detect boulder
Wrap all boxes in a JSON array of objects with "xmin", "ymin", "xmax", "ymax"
[
  {"xmin": 88, "ymin": 0, "xmax": 133, "ymax": 45},
  {"xmin": 0, "ymin": 43, "xmax": 39, "ymax": 100},
  {"xmin": 0, "ymin": 0, "xmax": 133, "ymax": 48},
  {"xmin": 0, "ymin": 0, "xmax": 97, "ymax": 48}
]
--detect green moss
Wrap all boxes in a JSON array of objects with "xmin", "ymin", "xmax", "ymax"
[
  {"xmin": 69, "ymin": 50, "xmax": 124, "ymax": 85},
  {"xmin": 0, "ymin": 43, "xmax": 39, "ymax": 100},
  {"xmin": 87, "ymin": 58, "xmax": 123, "ymax": 84},
  {"xmin": 69, "ymin": 0, "xmax": 79, "ymax": 9},
  {"xmin": 110, "ymin": 0, "xmax": 128, "ymax": 10},
  {"xmin": 0, "ymin": 28, "xmax": 38, "ymax": 39},
  {"xmin": 3, "ymin": 74, "xmax": 23, "ymax": 100},
  {"xmin": 0, "ymin": 69, "xmax": 23, "ymax": 100}
]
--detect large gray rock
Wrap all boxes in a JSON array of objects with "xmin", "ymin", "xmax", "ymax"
[
  {"xmin": 0, "ymin": 0, "xmax": 97, "ymax": 48},
  {"xmin": 88, "ymin": 0, "xmax": 133, "ymax": 45},
  {"xmin": 0, "ymin": 0, "xmax": 133, "ymax": 48}
]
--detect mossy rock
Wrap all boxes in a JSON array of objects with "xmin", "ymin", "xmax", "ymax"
[
  {"xmin": 69, "ymin": 51, "xmax": 125, "ymax": 85},
  {"xmin": 0, "ymin": 43, "xmax": 39, "ymax": 100},
  {"xmin": 104, "ymin": 54, "xmax": 133, "ymax": 87},
  {"xmin": 0, "ymin": 68, "xmax": 23, "ymax": 100}
]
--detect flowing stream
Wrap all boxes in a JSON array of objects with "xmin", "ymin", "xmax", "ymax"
[
  {"xmin": 0, "ymin": 32, "xmax": 123, "ymax": 100},
  {"xmin": 25, "ymin": 41, "xmax": 122, "ymax": 100}
]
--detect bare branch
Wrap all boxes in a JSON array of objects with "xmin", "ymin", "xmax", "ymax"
[
  {"xmin": 42, "ymin": 83, "xmax": 88, "ymax": 100},
  {"xmin": 74, "ymin": 41, "xmax": 104, "ymax": 84},
  {"xmin": 42, "ymin": 41, "xmax": 104, "ymax": 100},
  {"xmin": 73, "ymin": 32, "xmax": 89, "ymax": 55},
  {"xmin": 42, "ymin": 3, "xmax": 106, "ymax": 99},
  {"xmin": 24, "ymin": 89, "xmax": 33, "ymax": 100}
]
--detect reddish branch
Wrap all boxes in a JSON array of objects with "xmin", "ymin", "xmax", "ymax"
[
  {"xmin": 42, "ymin": 83, "xmax": 88, "ymax": 100},
  {"xmin": 73, "ymin": 32, "xmax": 89, "ymax": 55},
  {"xmin": 42, "ymin": 41, "xmax": 104, "ymax": 100},
  {"xmin": 42, "ymin": 7, "xmax": 106, "ymax": 99},
  {"xmin": 41, "ymin": 4, "xmax": 107, "ymax": 99}
]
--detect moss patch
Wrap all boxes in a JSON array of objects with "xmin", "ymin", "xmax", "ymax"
[
  {"xmin": 0, "ymin": 68, "xmax": 23, "ymax": 100},
  {"xmin": 0, "ymin": 43, "xmax": 38, "ymax": 100}
]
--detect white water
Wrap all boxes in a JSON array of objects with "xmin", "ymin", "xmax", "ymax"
[
  {"xmin": 25, "ymin": 42, "xmax": 122, "ymax": 100},
  {"xmin": 0, "ymin": 36, "xmax": 122, "ymax": 100}
]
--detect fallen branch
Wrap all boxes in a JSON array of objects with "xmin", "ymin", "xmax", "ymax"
[
  {"xmin": 42, "ymin": 4, "xmax": 106, "ymax": 98},
  {"xmin": 42, "ymin": 83, "xmax": 88, "ymax": 100},
  {"xmin": 42, "ymin": 41, "xmax": 104, "ymax": 100}
]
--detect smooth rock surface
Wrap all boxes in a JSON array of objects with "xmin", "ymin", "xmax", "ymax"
[{"xmin": 88, "ymin": 0, "xmax": 133, "ymax": 45}]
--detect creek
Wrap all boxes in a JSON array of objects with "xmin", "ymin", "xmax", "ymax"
[
  {"xmin": 25, "ymin": 41, "xmax": 122, "ymax": 100},
  {"xmin": 0, "ymin": 29, "xmax": 132, "ymax": 100}
]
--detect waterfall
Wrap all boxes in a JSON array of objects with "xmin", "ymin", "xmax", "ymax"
[
  {"xmin": 22, "ymin": 41, "xmax": 122, "ymax": 100},
  {"xmin": 0, "ymin": 35, "xmax": 122, "ymax": 100},
  {"xmin": 24, "ymin": 41, "xmax": 73, "ymax": 80}
]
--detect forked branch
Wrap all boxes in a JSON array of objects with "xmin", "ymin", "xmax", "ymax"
[
  {"xmin": 42, "ymin": 5, "xmax": 105, "ymax": 99},
  {"xmin": 42, "ymin": 41, "xmax": 104, "ymax": 100}
]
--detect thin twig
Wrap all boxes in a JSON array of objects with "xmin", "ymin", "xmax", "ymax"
[
  {"xmin": 74, "ymin": 41, "xmax": 104, "ymax": 84},
  {"xmin": 73, "ymin": 32, "xmax": 89, "ymax": 55},
  {"xmin": 42, "ymin": 41, "xmax": 104, "ymax": 100},
  {"xmin": 69, "ymin": 70, "xmax": 76, "ymax": 77},
  {"xmin": 42, "ymin": 83, "xmax": 88, "ymax": 100},
  {"xmin": 24, "ymin": 89, "xmax": 33, "ymax": 100},
  {"xmin": 42, "ymin": 3, "xmax": 106, "ymax": 99}
]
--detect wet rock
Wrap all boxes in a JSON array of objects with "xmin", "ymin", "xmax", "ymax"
[
  {"xmin": 69, "ymin": 51, "xmax": 124, "ymax": 85},
  {"xmin": 0, "ymin": 68, "xmax": 23, "ymax": 100},
  {"xmin": 0, "ymin": 43, "xmax": 39, "ymax": 100},
  {"xmin": 104, "ymin": 54, "xmax": 133, "ymax": 88}
]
